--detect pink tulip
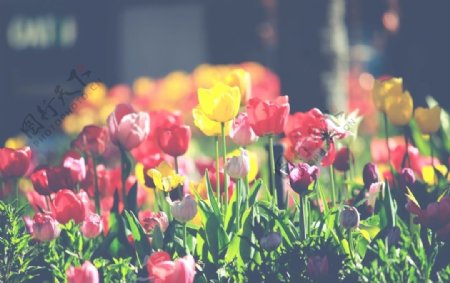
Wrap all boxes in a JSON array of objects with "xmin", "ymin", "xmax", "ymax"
[
  {"xmin": 80, "ymin": 213, "xmax": 103, "ymax": 238},
  {"xmin": 31, "ymin": 213, "xmax": 60, "ymax": 242},
  {"xmin": 224, "ymin": 148, "xmax": 250, "ymax": 179},
  {"xmin": 170, "ymin": 194, "xmax": 197, "ymax": 223},
  {"xmin": 107, "ymin": 104, "xmax": 150, "ymax": 150},
  {"xmin": 66, "ymin": 261, "xmax": 99, "ymax": 283},
  {"xmin": 147, "ymin": 251, "xmax": 196, "ymax": 283},
  {"xmin": 230, "ymin": 113, "xmax": 258, "ymax": 147},
  {"xmin": 62, "ymin": 150, "xmax": 87, "ymax": 183}
]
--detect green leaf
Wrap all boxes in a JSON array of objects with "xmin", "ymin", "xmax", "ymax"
[
  {"xmin": 123, "ymin": 210, "xmax": 152, "ymax": 267},
  {"xmin": 119, "ymin": 145, "xmax": 132, "ymax": 181},
  {"xmin": 248, "ymin": 179, "xmax": 263, "ymax": 206},
  {"xmin": 205, "ymin": 170, "xmax": 222, "ymax": 219},
  {"xmin": 126, "ymin": 182, "xmax": 138, "ymax": 215},
  {"xmin": 205, "ymin": 214, "xmax": 228, "ymax": 263},
  {"xmin": 152, "ymin": 223, "xmax": 164, "ymax": 251}
]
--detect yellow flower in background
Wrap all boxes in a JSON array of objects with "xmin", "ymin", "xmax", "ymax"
[
  {"xmin": 372, "ymin": 77, "xmax": 403, "ymax": 112},
  {"xmin": 225, "ymin": 69, "xmax": 251, "ymax": 105},
  {"xmin": 146, "ymin": 161, "xmax": 185, "ymax": 192},
  {"xmin": 414, "ymin": 106, "xmax": 442, "ymax": 134},
  {"xmin": 4, "ymin": 136, "xmax": 27, "ymax": 148},
  {"xmin": 198, "ymin": 82, "xmax": 241, "ymax": 122},
  {"xmin": 133, "ymin": 76, "xmax": 155, "ymax": 97},
  {"xmin": 385, "ymin": 91, "xmax": 413, "ymax": 126},
  {"xmin": 422, "ymin": 165, "xmax": 448, "ymax": 186},
  {"xmin": 192, "ymin": 107, "xmax": 231, "ymax": 136},
  {"xmin": 84, "ymin": 82, "xmax": 107, "ymax": 106},
  {"xmin": 227, "ymin": 148, "xmax": 259, "ymax": 182}
]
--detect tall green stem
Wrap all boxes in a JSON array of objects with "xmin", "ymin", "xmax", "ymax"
[
  {"xmin": 299, "ymin": 195, "xmax": 308, "ymax": 240},
  {"xmin": 221, "ymin": 122, "xmax": 229, "ymax": 212},
  {"xmin": 174, "ymin": 156, "xmax": 183, "ymax": 199},
  {"xmin": 236, "ymin": 179, "xmax": 241, "ymax": 231},
  {"xmin": 92, "ymin": 156, "xmax": 101, "ymax": 214},
  {"xmin": 215, "ymin": 136, "xmax": 221, "ymax": 206},
  {"xmin": 184, "ymin": 223, "xmax": 189, "ymax": 255},
  {"xmin": 348, "ymin": 230, "xmax": 356, "ymax": 264},
  {"xmin": 268, "ymin": 135, "xmax": 277, "ymax": 206},
  {"xmin": 330, "ymin": 165, "xmax": 336, "ymax": 205}
]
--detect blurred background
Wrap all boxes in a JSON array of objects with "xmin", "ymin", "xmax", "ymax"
[{"xmin": 1, "ymin": 0, "xmax": 449, "ymax": 145}]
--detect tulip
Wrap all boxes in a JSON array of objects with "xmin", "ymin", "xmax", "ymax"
[
  {"xmin": 400, "ymin": 168, "xmax": 415, "ymax": 188},
  {"xmin": 307, "ymin": 255, "xmax": 329, "ymax": 280},
  {"xmin": 146, "ymin": 162, "xmax": 185, "ymax": 192},
  {"xmin": 260, "ymin": 232, "xmax": 282, "ymax": 251},
  {"xmin": 71, "ymin": 125, "xmax": 108, "ymax": 156},
  {"xmin": 171, "ymin": 194, "xmax": 197, "ymax": 223},
  {"xmin": 66, "ymin": 261, "xmax": 99, "ymax": 283},
  {"xmin": 414, "ymin": 105, "xmax": 442, "ymax": 134},
  {"xmin": 0, "ymin": 147, "xmax": 32, "ymax": 178},
  {"xmin": 372, "ymin": 77, "xmax": 403, "ymax": 112},
  {"xmin": 31, "ymin": 213, "xmax": 60, "ymax": 242},
  {"xmin": 158, "ymin": 125, "xmax": 191, "ymax": 157},
  {"xmin": 80, "ymin": 213, "xmax": 103, "ymax": 238},
  {"xmin": 288, "ymin": 163, "xmax": 319, "ymax": 195},
  {"xmin": 53, "ymin": 189, "xmax": 86, "ymax": 224},
  {"xmin": 197, "ymin": 82, "xmax": 241, "ymax": 122},
  {"xmin": 192, "ymin": 107, "xmax": 232, "ymax": 137},
  {"xmin": 362, "ymin": 162, "xmax": 379, "ymax": 187},
  {"xmin": 224, "ymin": 148, "xmax": 250, "ymax": 179},
  {"xmin": 340, "ymin": 206, "xmax": 360, "ymax": 230},
  {"xmin": 225, "ymin": 69, "xmax": 251, "ymax": 105},
  {"xmin": 62, "ymin": 150, "xmax": 86, "ymax": 183},
  {"xmin": 385, "ymin": 91, "xmax": 413, "ymax": 126},
  {"xmin": 31, "ymin": 166, "xmax": 75, "ymax": 195},
  {"xmin": 247, "ymin": 96, "xmax": 290, "ymax": 136},
  {"xmin": 333, "ymin": 147, "xmax": 353, "ymax": 172},
  {"xmin": 147, "ymin": 251, "xmax": 196, "ymax": 283},
  {"xmin": 139, "ymin": 211, "xmax": 169, "ymax": 233},
  {"xmin": 229, "ymin": 113, "xmax": 258, "ymax": 147},
  {"xmin": 107, "ymin": 103, "xmax": 150, "ymax": 150}
]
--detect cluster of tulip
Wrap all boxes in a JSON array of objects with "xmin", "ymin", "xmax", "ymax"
[{"xmin": 1, "ymin": 65, "xmax": 449, "ymax": 282}]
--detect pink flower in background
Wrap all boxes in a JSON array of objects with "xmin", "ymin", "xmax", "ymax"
[
  {"xmin": 30, "ymin": 213, "xmax": 60, "ymax": 242},
  {"xmin": 66, "ymin": 261, "xmax": 99, "ymax": 283},
  {"xmin": 107, "ymin": 104, "xmax": 150, "ymax": 150},
  {"xmin": 139, "ymin": 211, "xmax": 169, "ymax": 233},
  {"xmin": 230, "ymin": 113, "xmax": 258, "ymax": 147},
  {"xmin": 81, "ymin": 213, "xmax": 103, "ymax": 238},
  {"xmin": 62, "ymin": 150, "xmax": 86, "ymax": 183},
  {"xmin": 147, "ymin": 251, "xmax": 196, "ymax": 283}
]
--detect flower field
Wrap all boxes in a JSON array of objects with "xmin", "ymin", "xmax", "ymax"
[{"xmin": 1, "ymin": 64, "xmax": 449, "ymax": 283}]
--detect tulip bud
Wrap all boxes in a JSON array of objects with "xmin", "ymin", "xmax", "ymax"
[
  {"xmin": 80, "ymin": 213, "xmax": 103, "ymax": 238},
  {"xmin": 340, "ymin": 206, "xmax": 360, "ymax": 230},
  {"xmin": 171, "ymin": 194, "xmax": 197, "ymax": 222},
  {"xmin": 333, "ymin": 147, "xmax": 353, "ymax": 172},
  {"xmin": 288, "ymin": 163, "xmax": 319, "ymax": 195},
  {"xmin": 307, "ymin": 255, "xmax": 329, "ymax": 280},
  {"xmin": 400, "ymin": 168, "xmax": 415, "ymax": 188},
  {"xmin": 66, "ymin": 261, "xmax": 99, "ymax": 283},
  {"xmin": 229, "ymin": 113, "xmax": 258, "ymax": 147},
  {"xmin": 414, "ymin": 105, "xmax": 441, "ymax": 134},
  {"xmin": 363, "ymin": 162, "xmax": 379, "ymax": 187},
  {"xmin": 31, "ymin": 213, "xmax": 60, "ymax": 242},
  {"xmin": 260, "ymin": 232, "xmax": 282, "ymax": 251},
  {"xmin": 224, "ymin": 148, "xmax": 250, "ymax": 179}
]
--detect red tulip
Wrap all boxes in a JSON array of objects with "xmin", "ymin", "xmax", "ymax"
[
  {"xmin": 288, "ymin": 163, "xmax": 319, "ymax": 195},
  {"xmin": 31, "ymin": 166, "xmax": 75, "ymax": 195},
  {"xmin": 333, "ymin": 147, "xmax": 353, "ymax": 172},
  {"xmin": 71, "ymin": 125, "xmax": 109, "ymax": 156},
  {"xmin": 158, "ymin": 125, "xmax": 191, "ymax": 157},
  {"xmin": 53, "ymin": 189, "xmax": 86, "ymax": 224},
  {"xmin": 0, "ymin": 147, "xmax": 32, "ymax": 178},
  {"xmin": 139, "ymin": 211, "xmax": 169, "ymax": 233},
  {"xmin": 31, "ymin": 213, "xmax": 61, "ymax": 242},
  {"xmin": 80, "ymin": 213, "xmax": 103, "ymax": 238},
  {"xmin": 66, "ymin": 261, "xmax": 99, "ymax": 283},
  {"xmin": 107, "ymin": 104, "xmax": 150, "ymax": 150},
  {"xmin": 246, "ymin": 96, "xmax": 290, "ymax": 136},
  {"xmin": 147, "ymin": 251, "xmax": 196, "ymax": 283}
]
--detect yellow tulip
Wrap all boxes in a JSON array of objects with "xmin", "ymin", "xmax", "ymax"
[
  {"xmin": 225, "ymin": 69, "xmax": 251, "ymax": 105},
  {"xmin": 198, "ymin": 82, "xmax": 241, "ymax": 122},
  {"xmin": 372, "ymin": 77, "xmax": 403, "ymax": 112},
  {"xmin": 146, "ymin": 161, "xmax": 185, "ymax": 192},
  {"xmin": 84, "ymin": 82, "xmax": 107, "ymax": 106},
  {"xmin": 227, "ymin": 148, "xmax": 259, "ymax": 182},
  {"xmin": 414, "ymin": 106, "xmax": 442, "ymax": 134},
  {"xmin": 385, "ymin": 91, "xmax": 413, "ymax": 126},
  {"xmin": 422, "ymin": 165, "xmax": 448, "ymax": 186},
  {"xmin": 192, "ymin": 107, "xmax": 231, "ymax": 136}
]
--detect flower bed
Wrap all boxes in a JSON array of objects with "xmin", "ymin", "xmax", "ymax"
[{"xmin": 1, "ymin": 67, "xmax": 449, "ymax": 282}]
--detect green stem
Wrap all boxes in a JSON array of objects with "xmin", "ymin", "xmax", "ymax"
[
  {"xmin": 268, "ymin": 135, "xmax": 277, "ymax": 206},
  {"xmin": 14, "ymin": 179, "xmax": 19, "ymax": 206},
  {"xmin": 244, "ymin": 174, "xmax": 249, "ymax": 211},
  {"xmin": 174, "ymin": 156, "xmax": 183, "ymax": 199},
  {"xmin": 430, "ymin": 135, "xmax": 436, "ymax": 184},
  {"xmin": 348, "ymin": 230, "xmax": 356, "ymax": 264},
  {"xmin": 221, "ymin": 122, "xmax": 229, "ymax": 212},
  {"xmin": 299, "ymin": 195, "xmax": 308, "ymax": 241},
  {"xmin": 184, "ymin": 223, "xmax": 189, "ymax": 255},
  {"xmin": 92, "ymin": 156, "xmax": 101, "ymax": 214},
  {"xmin": 330, "ymin": 165, "xmax": 336, "ymax": 205},
  {"xmin": 236, "ymin": 179, "xmax": 241, "ymax": 231},
  {"xmin": 215, "ymin": 136, "xmax": 221, "ymax": 206}
]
